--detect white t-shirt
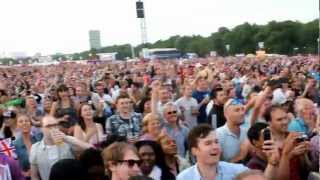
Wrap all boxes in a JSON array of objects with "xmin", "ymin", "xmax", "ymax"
[{"xmin": 149, "ymin": 166, "xmax": 162, "ymax": 180}]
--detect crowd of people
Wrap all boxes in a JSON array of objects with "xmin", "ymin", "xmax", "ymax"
[{"xmin": 0, "ymin": 55, "xmax": 319, "ymax": 180}]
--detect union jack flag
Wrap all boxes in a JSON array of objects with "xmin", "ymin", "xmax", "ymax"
[{"xmin": 0, "ymin": 138, "xmax": 16, "ymax": 159}]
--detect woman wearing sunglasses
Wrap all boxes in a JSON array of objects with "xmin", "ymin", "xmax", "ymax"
[{"xmin": 102, "ymin": 142, "xmax": 141, "ymax": 180}]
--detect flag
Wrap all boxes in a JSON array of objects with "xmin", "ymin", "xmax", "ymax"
[{"xmin": 0, "ymin": 138, "xmax": 17, "ymax": 159}]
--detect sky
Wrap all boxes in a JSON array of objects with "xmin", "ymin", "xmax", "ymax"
[{"xmin": 0, "ymin": 0, "xmax": 318, "ymax": 56}]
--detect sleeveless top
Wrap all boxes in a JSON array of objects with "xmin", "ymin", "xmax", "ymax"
[
  {"xmin": 80, "ymin": 123, "xmax": 103, "ymax": 145},
  {"xmin": 54, "ymin": 100, "xmax": 78, "ymax": 123}
]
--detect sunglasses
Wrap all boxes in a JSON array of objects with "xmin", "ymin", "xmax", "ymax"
[
  {"xmin": 58, "ymin": 121, "xmax": 73, "ymax": 128},
  {"xmin": 229, "ymin": 98, "xmax": 244, "ymax": 106},
  {"xmin": 44, "ymin": 123, "xmax": 59, "ymax": 129},
  {"xmin": 166, "ymin": 110, "xmax": 177, "ymax": 115},
  {"xmin": 117, "ymin": 159, "xmax": 142, "ymax": 168}
]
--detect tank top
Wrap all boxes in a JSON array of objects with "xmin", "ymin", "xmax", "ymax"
[{"xmin": 55, "ymin": 100, "xmax": 78, "ymax": 123}]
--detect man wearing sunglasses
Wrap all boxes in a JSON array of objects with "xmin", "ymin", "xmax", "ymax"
[
  {"xmin": 30, "ymin": 116, "xmax": 92, "ymax": 180},
  {"xmin": 162, "ymin": 102, "xmax": 189, "ymax": 157},
  {"xmin": 102, "ymin": 142, "xmax": 141, "ymax": 180}
]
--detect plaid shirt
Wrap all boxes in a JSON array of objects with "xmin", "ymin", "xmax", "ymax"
[{"xmin": 105, "ymin": 112, "xmax": 142, "ymax": 139}]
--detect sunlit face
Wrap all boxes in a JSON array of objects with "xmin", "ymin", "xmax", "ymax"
[
  {"xmin": 143, "ymin": 100, "xmax": 151, "ymax": 114},
  {"xmin": 160, "ymin": 136, "xmax": 177, "ymax": 155},
  {"xmin": 163, "ymin": 105, "xmax": 178, "ymax": 124},
  {"xmin": 26, "ymin": 98, "xmax": 37, "ymax": 109},
  {"xmin": 17, "ymin": 115, "xmax": 31, "ymax": 133},
  {"xmin": 58, "ymin": 89, "xmax": 69, "ymax": 99},
  {"xmin": 41, "ymin": 116, "xmax": 59, "ymax": 140},
  {"xmin": 116, "ymin": 98, "xmax": 132, "ymax": 113},
  {"xmin": 215, "ymin": 91, "xmax": 228, "ymax": 105},
  {"xmin": 269, "ymin": 108, "xmax": 289, "ymax": 134},
  {"xmin": 183, "ymin": 85, "xmax": 193, "ymax": 97},
  {"xmin": 81, "ymin": 104, "xmax": 93, "ymax": 120},
  {"xmin": 227, "ymin": 88, "xmax": 236, "ymax": 98},
  {"xmin": 111, "ymin": 149, "xmax": 141, "ymax": 180},
  {"xmin": 96, "ymin": 85, "xmax": 104, "ymax": 94},
  {"xmin": 197, "ymin": 77, "xmax": 209, "ymax": 90},
  {"xmin": 192, "ymin": 131, "xmax": 221, "ymax": 166},
  {"xmin": 68, "ymin": 87, "xmax": 75, "ymax": 96},
  {"xmin": 147, "ymin": 119, "xmax": 161, "ymax": 135},
  {"xmin": 44, "ymin": 98, "xmax": 52, "ymax": 113},
  {"xmin": 300, "ymin": 102, "xmax": 316, "ymax": 122},
  {"xmin": 159, "ymin": 88, "xmax": 171, "ymax": 103},
  {"xmin": 225, "ymin": 105, "xmax": 245, "ymax": 125},
  {"xmin": 76, "ymin": 86, "xmax": 85, "ymax": 96}
]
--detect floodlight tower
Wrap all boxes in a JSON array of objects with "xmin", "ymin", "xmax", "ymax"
[{"xmin": 136, "ymin": 0, "xmax": 148, "ymax": 45}]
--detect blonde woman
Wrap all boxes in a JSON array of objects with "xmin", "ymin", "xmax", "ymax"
[
  {"xmin": 13, "ymin": 113, "xmax": 42, "ymax": 178},
  {"xmin": 139, "ymin": 113, "xmax": 162, "ymax": 141}
]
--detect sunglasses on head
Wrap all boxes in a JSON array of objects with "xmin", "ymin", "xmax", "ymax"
[
  {"xmin": 229, "ymin": 98, "xmax": 244, "ymax": 106},
  {"xmin": 166, "ymin": 110, "xmax": 177, "ymax": 115},
  {"xmin": 117, "ymin": 159, "xmax": 142, "ymax": 168},
  {"xmin": 224, "ymin": 98, "xmax": 244, "ymax": 110}
]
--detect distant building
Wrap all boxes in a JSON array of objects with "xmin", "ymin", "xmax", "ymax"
[
  {"xmin": 97, "ymin": 52, "xmax": 117, "ymax": 61},
  {"xmin": 141, "ymin": 48, "xmax": 181, "ymax": 60},
  {"xmin": 89, "ymin": 30, "xmax": 101, "ymax": 50}
]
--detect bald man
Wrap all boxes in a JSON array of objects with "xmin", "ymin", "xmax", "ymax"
[{"xmin": 30, "ymin": 116, "xmax": 92, "ymax": 180}]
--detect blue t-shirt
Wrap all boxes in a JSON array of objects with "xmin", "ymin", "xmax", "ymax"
[{"xmin": 192, "ymin": 90, "xmax": 210, "ymax": 124}]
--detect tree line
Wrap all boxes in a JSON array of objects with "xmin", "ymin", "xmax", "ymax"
[
  {"xmin": 88, "ymin": 19, "xmax": 319, "ymax": 59},
  {"xmin": 0, "ymin": 19, "xmax": 318, "ymax": 64}
]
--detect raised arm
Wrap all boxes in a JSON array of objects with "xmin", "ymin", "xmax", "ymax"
[
  {"xmin": 151, "ymin": 80, "xmax": 161, "ymax": 115},
  {"xmin": 250, "ymin": 86, "xmax": 272, "ymax": 126},
  {"xmin": 64, "ymin": 135, "xmax": 93, "ymax": 150}
]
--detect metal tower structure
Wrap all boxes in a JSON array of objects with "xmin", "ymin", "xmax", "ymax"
[{"xmin": 136, "ymin": 0, "xmax": 148, "ymax": 45}]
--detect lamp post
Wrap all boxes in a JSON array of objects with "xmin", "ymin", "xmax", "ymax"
[
  {"xmin": 293, "ymin": 47, "xmax": 299, "ymax": 55},
  {"xmin": 225, "ymin": 44, "xmax": 230, "ymax": 56},
  {"xmin": 317, "ymin": 38, "xmax": 319, "ymax": 59}
]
